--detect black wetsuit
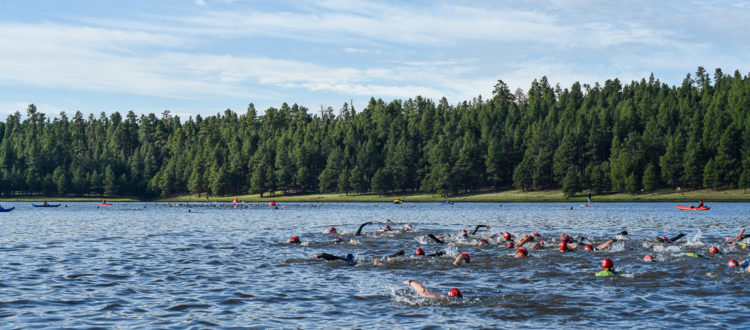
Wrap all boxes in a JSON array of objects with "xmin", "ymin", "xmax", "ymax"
[
  {"xmin": 655, "ymin": 233, "xmax": 685, "ymax": 243},
  {"xmin": 355, "ymin": 222, "xmax": 373, "ymax": 236},
  {"xmin": 427, "ymin": 234, "xmax": 444, "ymax": 244},
  {"xmin": 315, "ymin": 253, "xmax": 356, "ymax": 265},
  {"xmin": 471, "ymin": 225, "xmax": 489, "ymax": 235}
]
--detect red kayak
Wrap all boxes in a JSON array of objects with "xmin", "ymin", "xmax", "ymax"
[
  {"xmin": 676, "ymin": 204, "xmax": 710, "ymax": 210},
  {"xmin": 99, "ymin": 203, "xmax": 112, "ymax": 206}
]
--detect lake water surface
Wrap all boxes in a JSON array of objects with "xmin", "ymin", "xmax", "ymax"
[{"xmin": 1, "ymin": 202, "xmax": 749, "ymax": 328}]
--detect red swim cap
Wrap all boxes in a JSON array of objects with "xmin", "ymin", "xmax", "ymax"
[
  {"xmin": 504, "ymin": 232, "xmax": 513, "ymax": 240},
  {"xmin": 335, "ymin": 237, "xmax": 342, "ymax": 242},
  {"xmin": 516, "ymin": 247, "xmax": 528, "ymax": 255},
  {"xmin": 728, "ymin": 259, "xmax": 739, "ymax": 267},
  {"xmin": 559, "ymin": 241, "xmax": 568, "ymax": 252},
  {"xmin": 533, "ymin": 232, "xmax": 541, "ymax": 237},
  {"xmin": 289, "ymin": 236, "xmax": 300, "ymax": 243},
  {"xmin": 525, "ymin": 234, "xmax": 534, "ymax": 241},
  {"xmin": 460, "ymin": 253, "xmax": 470, "ymax": 263},
  {"xmin": 601, "ymin": 258, "xmax": 614, "ymax": 270},
  {"xmin": 709, "ymin": 247, "xmax": 719, "ymax": 254},
  {"xmin": 328, "ymin": 227, "xmax": 337, "ymax": 233},
  {"xmin": 507, "ymin": 242, "xmax": 515, "ymax": 248},
  {"xmin": 448, "ymin": 288, "xmax": 463, "ymax": 298},
  {"xmin": 416, "ymin": 248, "xmax": 425, "ymax": 256},
  {"xmin": 462, "ymin": 229, "xmax": 468, "ymax": 236},
  {"xmin": 385, "ymin": 224, "xmax": 391, "ymax": 230},
  {"xmin": 643, "ymin": 255, "xmax": 654, "ymax": 261},
  {"xmin": 479, "ymin": 239, "xmax": 488, "ymax": 246},
  {"xmin": 585, "ymin": 244, "xmax": 593, "ymax": 250}
]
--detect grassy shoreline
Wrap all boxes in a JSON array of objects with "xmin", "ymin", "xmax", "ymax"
[{"xmin": 3, "ymin": 188, "xmax": 750, "ymax": 203}]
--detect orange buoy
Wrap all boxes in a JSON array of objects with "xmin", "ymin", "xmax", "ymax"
[
  {"xmin": 269, "ymin": 201, "xmax": 277, "ymax": 206},
  {"xmin": 232, "ymin": 197, "xmax": 239, "ymax": 203}
]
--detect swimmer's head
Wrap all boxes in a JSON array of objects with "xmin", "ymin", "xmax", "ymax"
[
  {"xmin": 709, "ymin": 247, "xmax": 719, "ymax": 254},
  {"xmin": 601, "ymin": 258, "xmax": 614, "ymax": 270},
  {"xmin": 289, "ymin": 236, "xmax": 300, "ymax": 243},
  {"xmin": 385, "ymin": 224, "xmax": 391, "ymax": 230},
  {"xmin": 559, "ymin": 240, "xmax": 568, "ymax": 252},
  {"xmin": 504, "ymin": 232, "xmax": 513, "ymax": 241},
  {"xmin": 448, "ymin": 288, "xmax": 463, "ymax": 298},
  {"xmin": 643, "ymin": 254, "xmax": 654, "ymax": 262},
  {"xmin": 403, "ymin": 225, "xmax": 411, "ymax": 231},
  {"xmin": 516, "ymin": 247, "xmax": 528, "ymax": 257},
  {"xmin": 345, "ymin": 254, "xmax": 354, "ymax": 261},
  {"xmin": 533, "ymin": 232, "xmax": 541, "ymax": 237},
  {"xmin": 334, "ymin": 237, "xmax": 343, "ymax": 242},
  {"xmin": 478, "ymin": 238, "xmax": 488, "ymax": 246},
  {"xmin": 728, "ymin": 259, "xmax": 739, "ymax": 268},
  {"xmin": 585, "ymin": 244, "xmax": 593, "ymax": 250},
  {"xmin": 460, "ymin": 253, "xmax": 470, "ymax": 263},
  {"xmin": 507, "ymin": 242, "xmax": 515, "ymax": 248},
  {"xmin": 416, "ymin": 248, "xmax": 425, "ymax": 256},
  {"xmin": 328, "ymin": 227, "xmax": 337, "ymax": 233},
  {"xmin": 525, "ymin": 234, "xmax": 534, "ymax": 241},
  {"xmin": 462, "ymin": 229, "xmax": 468, "ymax": 236}
]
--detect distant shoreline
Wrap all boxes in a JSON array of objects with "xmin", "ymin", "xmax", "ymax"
[{"xmin": 2, "ymin": 188, "xmax": 749, "ymax": 203}]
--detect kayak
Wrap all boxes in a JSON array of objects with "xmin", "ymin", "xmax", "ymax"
[
  {"xmin": 99, "ymin": 203, "xmax": 112, "ymax": 206},
  {"xmin": 33, "ymin": 204, "xmax": 61, "ymax": 207},
  {"xmin": 393, "ymin": 199, "xmax": 403, "ymax": 204},
  {"xmin": 676, "ymin": 204, "xmax": 710, "ymax": 211},
  {"xmin": 0, "ymin": 207, "xmax": 15, "ymax": 212}
]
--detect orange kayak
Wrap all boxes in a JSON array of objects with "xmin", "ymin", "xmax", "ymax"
[
  {"xmin": 99, "ymin": 203, "xmax": 112, "ymax": 206},
  {"xmin": 676, "ymin": 204, "xmax": 710, "ymax": 210}
]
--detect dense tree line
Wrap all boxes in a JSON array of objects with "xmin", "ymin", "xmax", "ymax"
[{"xmin": 1, "ymin": 67, "xmax": 749, "ymax": 198}]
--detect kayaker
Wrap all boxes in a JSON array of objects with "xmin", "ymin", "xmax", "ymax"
[
  {"xmin": 595, "ymin": 258, "xmax": 617, "ymax": 276},
  {"xmin": 403, "ymin": 280, "xmax": 462, "ymax": 299},
  {"xmin": 698, "ymin": 200, "xmax": 704, "ymax": 208}
]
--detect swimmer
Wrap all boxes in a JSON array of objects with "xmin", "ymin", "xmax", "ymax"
[
  {"xmin": 288, "ymin": 235, "xmax": 301, "ymax": 244},
  {"xmin": 379, "ymin": 223, "xmax": 392, "ymax": 232},
  {"xmin": 314, "ymin": 253, "xmax": 356, "ymax": 266},
  {"xmin": 478, "ymin": 238, "xmax": 489, "ymax": 246},
  {"xmin": 355, "ymin": 221, "xmax": 373, "ymax": 236},
  {"xmin": 453, "ymin": 253, "xmax": 470, "ymax": 266},
  {"xmin": 460, "ymin": 229, "xmax": 469, "ymax": 238},
  {"xmin": 373, "ymin": 250, "xmax": 406, "ymax": 265},
  {"xmin": 402, "ymin": 280, "xmax": 462, "ymax": 299},
  {"xmin": 415, "ymin": 248, "xmax": 445, "ymax": 257},
  {"xmin": 328, "ymin": 227, "xmax": 339, "ymax": 234},
  {"xmin": 426, "ymin": 234, "xmax": 445, "ymax": 244},
  {"xmin": 471, "ymin": 225, "xmax": 491, "ymax": 235},
  {"xmin": 595, "ymin": 258, "xmax": 617, "ymax": 276},
  {"xmin": 515, "ymin": 247, "xmax": 528, "ymax": 258},
  {"xmin": 655, "ymin": 233, "xmax": 686, "ymax": 243},
  {"xmin": 684, "ymin": 250, "xmax": 708, "ymax": 258},
  {"xmin": 708, "ymin": 247, "xmax": 720, "ymax": 254},
  {"xmin": 403, "ymin": 223, "xmax": 413, "ymax": 232},
  {"xmin": 728, "ymin": 259, "xmax": 740, "ymax": 268},
  {"xmin": 502, "ymin": 232, "xmax": 515, "ymax": 241},
  {"xmin": 643, "ymin": 254, "xmax": 655, "ymax": 262}
]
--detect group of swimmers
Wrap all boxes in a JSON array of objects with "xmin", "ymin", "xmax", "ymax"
[{"xmin": 288, "ymin": 221, "xmax": 750, "ymax": 299}]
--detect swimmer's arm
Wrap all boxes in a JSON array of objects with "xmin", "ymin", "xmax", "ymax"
[
  {"xmin": 403, "ymin": 280, "xmax": 446, "ymax": 298},
  {"xmin": 736, "ymin": 229, "xmax": 746, "ymax": 241},
  {"xmin": 387, "ymin": 250, "xmax": 405, "ymax": 258},
  {"xmin": 597, "ymin": 239, "xmax": 614, "ymax": 250},
  {"xmin": 670, "ymin": 233, "xmax": 686, "ymax": 242},
  {"xmin": 355, "ymin": 221, "xmax": 373, "ymax": 236},
  {"xmin": 472, "ymin": 225, "xmax": 489, "ymax": 235},
  {"xmin": 314, "ymin": 253, "xmax": 342, "ymax": 261},
  {"xmin": 427, "ymin": 234, "xmax": 444, "ymax": 244}
]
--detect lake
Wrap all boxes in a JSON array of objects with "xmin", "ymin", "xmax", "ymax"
[{"xmin": 1, "ymin": 201, "xmax": 748, "ymax": 327}]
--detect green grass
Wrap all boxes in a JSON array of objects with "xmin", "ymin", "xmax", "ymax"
[{"xmin": 3, "ymin": 188, "xmax": 749, "ymax": 203}]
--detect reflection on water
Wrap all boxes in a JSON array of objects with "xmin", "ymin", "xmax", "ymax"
[{"xmin": 1, "ymin": 202, "xmax": 749, "ymax": 327}]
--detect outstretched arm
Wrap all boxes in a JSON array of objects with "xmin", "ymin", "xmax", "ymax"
[
  {"xmin": 597, "ymin": 239, "xmax": 614, "ymax": 250},
  {"xmin": 314, "ymin": 253, "xmax": 344, "ymax": 261},
  {"xmin": 736, "ymin": 229, "xmax": 746, "ymax": 241},
  {"xmin": 355, "ymin": 221, "xmax": 374, "ymax": 236},
  {"xmin": 427, "ymin": 234, "xmax": 445, "ymax": 244},
  {"xmin": 670, "ymin": 233, "xmax": 686, "ymax": 242},
  {"xmin": 472, "ymin": 225, "xmax": 490, "ymax": 235},
  {"xmin": 403, "ymin": 280, "xmax": 446, "ymax": 298}
]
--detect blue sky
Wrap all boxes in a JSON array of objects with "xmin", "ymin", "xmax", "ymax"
[{"xmin": 1, "ymin": 0, "xmax": 749, "ymax": 119}]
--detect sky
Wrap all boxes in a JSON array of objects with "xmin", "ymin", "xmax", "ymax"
[{"xmin": 0, "ymin": 0, "xmax": 749, "ymax": 119}]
